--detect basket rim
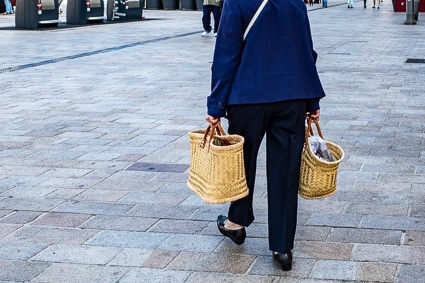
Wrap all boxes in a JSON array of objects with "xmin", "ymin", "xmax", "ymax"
[
  {"xmin": 188, "ymin": 130, "xmax": 243, "ymax": 139},
  {"xmin": 305, "ymin": 140, "xmax": 345, "ymax": 165},
  {"xmin": 189, "ymin": 131, "xmax": 244, "ymax": 150}
]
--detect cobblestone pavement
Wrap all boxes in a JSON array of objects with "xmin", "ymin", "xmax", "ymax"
[{"xmin": 0, "ymin": 1, "xmax": 424, "ymax": 282}]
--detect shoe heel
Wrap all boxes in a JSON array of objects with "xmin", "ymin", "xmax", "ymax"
[{"xmin": 281, "ymin": 262, "xmax": 292, "ymax": 271}]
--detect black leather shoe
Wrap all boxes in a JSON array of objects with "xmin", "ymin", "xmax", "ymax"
[
  {"xmin": 217, "ymin": 215, "xmax": 246, "ymax": 245},
  {"xmin": 273, "ymin": 251, "xmax": 293, "ymax": 271}
]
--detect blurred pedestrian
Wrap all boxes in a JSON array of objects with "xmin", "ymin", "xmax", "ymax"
[
  {"xmin": 372, "ymin": 0, "xmax": 380, "ymax": 8},
  {"xmin": 2, "ymin": 0, "xmax": 13, "ymax": 14},
  {"xmin": 201, "ymin": 0, "xmax": 222, "ymax": 37},
  {"xmin": 363, "ymin": 0, "xmax": 367, "ymax": 8},
  {"xmin": 348, "ymin": 0, "xmax": 354, "ymax": 8}
]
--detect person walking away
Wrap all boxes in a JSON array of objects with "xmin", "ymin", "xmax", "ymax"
[
  {"xmin": 201, "ymin": 0, "xmax": 222, "ymax": 37},
  {"xmin": 2, "ymin": 0, "xmax": 13, "ymax": 14},
  {"xmin": 372, "ymin": 0, "xmax": 380, "ymax": 8},
  {"xmin": 206, "ymin": 0, "xmax": 325, "ymax": 272}
]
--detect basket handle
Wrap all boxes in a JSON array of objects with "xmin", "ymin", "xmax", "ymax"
[
  {"xmin": 304, "ymin": 117, "xmax": 324, "ymax": 144},
  {"xmin": 214, "ymin": 122, "xmax": 226, "ymax": 136},
  {"xmin": 200, "ymin": 122, "xmax": 227, "ymax": 150}
]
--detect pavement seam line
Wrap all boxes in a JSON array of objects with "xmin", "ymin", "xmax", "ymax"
[{"xmin": 0, "ymin": 31, "xmax": 200, "ymax": 74}]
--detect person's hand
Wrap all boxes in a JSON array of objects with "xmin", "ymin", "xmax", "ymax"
[
  {"xmin": 205, "ymin": 115, "xmax": 220, "ymax": 125},
  {"xmin": 308, "ymin": 109, "xmax": 320, "ymax": 121}
]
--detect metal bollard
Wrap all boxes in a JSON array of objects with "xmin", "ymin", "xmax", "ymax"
[
  {"xmin": 404, "ymin": 0, "xmax": 416, "ymax": 24},
  {"xmin": 413, "ymin": 0, "xmax": 420, "ymax": 21}
]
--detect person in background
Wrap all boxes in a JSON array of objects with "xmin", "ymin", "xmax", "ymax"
[
  {"xmin": 348, "ymin": 0, "xmax": 354, "ymax": 8},
  {"xmin": 201, "ymin": 0, "xmax": 222, "ymax": 37},
  {"xmin": 363, "ymin": 0, "xmax": 367, "ymax": 8},
  {"xmin": 322, "ymin": 0, "xmax": 328, "ymax": 8},
  {"xmin": 206, "ymin": 0, "xmax": 325, "ymax": 272},
  {"xmin": 2, "ymin": 0, "xmax": 13, "ymax": 14},
  {"xmin": 372, "ymin": 0, "xmax": 380, "ymax": 8}
]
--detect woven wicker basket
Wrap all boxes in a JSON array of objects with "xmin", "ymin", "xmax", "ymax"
[
  {"xmin": 299, "ymin": 119, "xmax": 345, "ymax": 200},
  {"xmin": 187, "ymin": 123, "xmax": 249, "ymax": 204}
]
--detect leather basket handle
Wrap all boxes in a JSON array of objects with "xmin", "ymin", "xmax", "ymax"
[
  {"xmin": 200, "ymin": 121, "xmax": 228, "ymax": 150},
  {"xmin": 305, "ymin": 116, "xmax": 324, "ymax": 144}
]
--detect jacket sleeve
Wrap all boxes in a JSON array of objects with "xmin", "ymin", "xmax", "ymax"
[
  {"xmin": 305, "ymin": 8, "xmax": 321, "ymax": 111},
  {"xmin": 304, "ymin": 6, "xmax": 318, "ymax": 64},
  {"xmin": 207, "ymin": 0, "xmax": 244, "ymax": 118},
  {"xmin": 307, "ymin": 99, "xmax": 320, "ymax": 113}
]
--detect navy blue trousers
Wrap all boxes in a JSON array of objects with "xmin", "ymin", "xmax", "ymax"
[
  {"xmin": 226, "ymin": 100, "xmax": 306, "ymax": 253},
  {"xmin": 202, "ymin": 5, "xmax": 221, "ymax": 33}
]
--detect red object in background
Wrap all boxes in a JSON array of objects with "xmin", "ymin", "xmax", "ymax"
[
  {"xmin": 393, "ymin": 0, "xmax": 425, "ymax": 12},
  {"xmin": 394, "ymin": 0, "xmax": 406, "ymax": 11}
]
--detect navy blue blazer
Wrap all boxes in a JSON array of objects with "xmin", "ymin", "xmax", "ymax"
[{"xmin": 207, "ymin": 0, "xmax": 326, "ymax": 117}]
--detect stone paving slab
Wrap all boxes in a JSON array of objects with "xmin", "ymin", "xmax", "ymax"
[
  {"xmin": 0, "ymin": 241, "xmax": 48, "ymax": 260},
  {"xmin": 0, "ymin": 1, "xmax": 424, "ymax": 282},
  {"xmin": 29, "ymin": 263, "xmax": 129, "ymax": 283},
  {"xmin": 5, "ymin": 225, "xmax": 98, "ymax": 244},
  {"xmin": 0, "ymin": 260, "xmax": 50, "ymax": 282},
  {"xmin": 32, "ymin": 244, "xmax": 122, "ymax": 265}
]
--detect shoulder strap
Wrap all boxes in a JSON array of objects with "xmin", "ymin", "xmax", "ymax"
[{"xmin": 243, "ymin": 0, "xmax": 269, "ymax": 41}]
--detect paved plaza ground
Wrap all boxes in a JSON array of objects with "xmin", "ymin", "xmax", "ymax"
[{"xmin": 0, "ymin": 1, "xmax": 424, "ymax": 282}]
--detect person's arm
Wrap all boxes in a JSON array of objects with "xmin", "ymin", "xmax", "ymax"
[
  {"xmin": 309, "ymin": 109, "xmax": 320, "ymax": 120},
  {"xmin": 304, "ymin": 8, "xmax": 321, "ymax": 121},
  {"xmin": 303, "ymin": 5, "xmax": 318, "ymax": 64},
  {"xmin": 207, "ymin": 0, "xmax": 244, "ymax": 118},
  {"xmin": 307, "ymin": 99, "xmax": 320, "ymax": 120},
  {"xmin": 206, "ymin": 115, "xmax": 220, "ymax": 124}
]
